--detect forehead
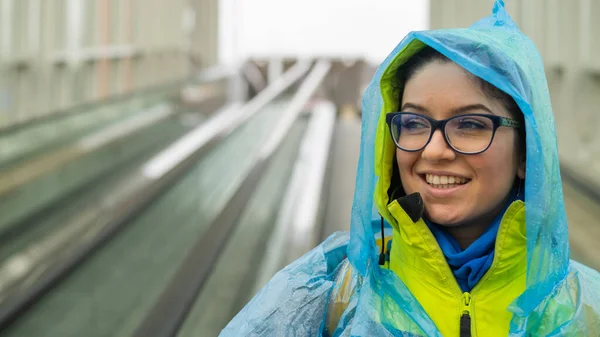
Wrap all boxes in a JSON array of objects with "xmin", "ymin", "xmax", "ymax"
[{"xmin": 401, "ymin": 61, "xmax": 509, "ymax": 118}]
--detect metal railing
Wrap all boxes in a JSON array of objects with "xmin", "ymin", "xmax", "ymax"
[{"xmin": 132, "ymin": 60, "xmax": 331, "ymax": 337}]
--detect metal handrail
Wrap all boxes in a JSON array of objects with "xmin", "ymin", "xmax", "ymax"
[
  {"xmin": 252, "ymin": 99, "xmax": 337, "ymax": 293},
  {"xmin": 132, "ymin": 60, "xmax": 331, "ymax": 337}
]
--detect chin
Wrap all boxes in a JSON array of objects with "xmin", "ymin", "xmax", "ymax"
[{"xmin": 424, "ymin": 207, "xmax": 464, "ymax": 226}]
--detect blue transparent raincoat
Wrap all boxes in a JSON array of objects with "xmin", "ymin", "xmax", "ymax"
[{"xmin": 221, "ymin": 1, "xmax": 600, "ymax": 335}]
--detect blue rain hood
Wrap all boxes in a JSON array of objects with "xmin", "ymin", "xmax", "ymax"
[{"xmin": 222, "ymin": 1, "xmax": 600, "ymax": 335}]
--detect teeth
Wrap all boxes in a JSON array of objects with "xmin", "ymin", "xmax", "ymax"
[{"xmin": 425, "ymin": 174, "xmax": 468, "ymax": 186}]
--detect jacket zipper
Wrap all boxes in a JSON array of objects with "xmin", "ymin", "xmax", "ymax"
[{"xmin": 460, "ymin": 292, "xmax": 472, "ymax": 337}]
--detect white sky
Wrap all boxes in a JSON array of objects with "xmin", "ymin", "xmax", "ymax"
[{"xmin": 219, "ymin": 0, "xmax": 429, "ymax": 64}]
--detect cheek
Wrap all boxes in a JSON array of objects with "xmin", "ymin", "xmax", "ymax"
[
  {"xmin": 396, "ymin": 150, "xmax": 420, "ymax": 192},
  {"xmin": 470, "ymin": 141, "xmax": 518, "ymax": 184}
]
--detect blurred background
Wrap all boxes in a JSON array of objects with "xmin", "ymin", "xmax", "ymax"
[{"xmin": 0, "ymin": 0, "xmax": 599, "ymax": 336}]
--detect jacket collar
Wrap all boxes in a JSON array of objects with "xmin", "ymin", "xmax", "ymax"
[{"xmin": 387, "ymin": 193, "xmax": 526, "ymax": 294}]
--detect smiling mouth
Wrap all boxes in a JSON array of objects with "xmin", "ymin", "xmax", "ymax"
[{"xmin": 422, "ymin": 173, "xmax": 471, "ymax": 189}]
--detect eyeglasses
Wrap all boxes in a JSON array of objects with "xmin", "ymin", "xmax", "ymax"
[{"xmin": 386, "ymin": 112, "xmax": 521, "ymax": 154}]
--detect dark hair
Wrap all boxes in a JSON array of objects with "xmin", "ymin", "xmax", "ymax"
[{"xmin": 395, "ymin": 46, "xmax": 526, "ymax": 151}]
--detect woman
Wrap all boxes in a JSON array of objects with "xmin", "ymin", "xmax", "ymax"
[{"xmin": 222, "ymin": 1, "xmax": 600, "ymax": 336}]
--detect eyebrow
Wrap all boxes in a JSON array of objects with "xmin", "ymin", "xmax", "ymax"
[{"xmin": 401, "ymin": 103, "xmax": 495, "ymax": 116}]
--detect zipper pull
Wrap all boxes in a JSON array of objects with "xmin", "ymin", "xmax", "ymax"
[
  {"xmin": 460, "ymin": 292, "xmax": 472, "ymax": 337},
  {"xmin": 462, "ymin": 292, "xmax": 471, "ymax": 309}
]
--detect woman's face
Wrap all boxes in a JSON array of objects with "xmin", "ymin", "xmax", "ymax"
[{"xmin": 396, "ymin": 61, "xmax": 525, "ymax": 230}]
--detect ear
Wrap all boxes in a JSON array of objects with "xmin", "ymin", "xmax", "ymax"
[{"xmin": 517, "ymin": 155, "xmax": 525, "ymax": 179}]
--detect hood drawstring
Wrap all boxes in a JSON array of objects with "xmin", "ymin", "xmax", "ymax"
[{"xmin": 379, "ymin": 216, "xmax": 386, "ymax": 265}]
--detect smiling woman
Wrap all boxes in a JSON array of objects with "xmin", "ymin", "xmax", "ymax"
[
  {"xmin": 391, "ymin": 46, "xmax": 526, "ymax": 249},
  {"xmin": 221, "ymin": 1, "xmax": 600, "ymax": 336},
  {"xmin": 382, "ymin": 46, "xmax": 530, "ymax": 335}
]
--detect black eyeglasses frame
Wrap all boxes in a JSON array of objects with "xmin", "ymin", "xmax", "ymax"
[{"xmin": 385, "ymin": 112, "xmax": 521, "ymax": 155}]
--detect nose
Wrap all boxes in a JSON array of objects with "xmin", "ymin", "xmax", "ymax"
[{"xmin": 421, "ymin": 129, "xmax": 456, "ymax": 162}]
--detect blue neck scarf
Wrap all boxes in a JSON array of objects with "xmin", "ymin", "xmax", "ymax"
[{"xmin": 426, "ymin": 186, "xmax": 522, "ymax": 292}]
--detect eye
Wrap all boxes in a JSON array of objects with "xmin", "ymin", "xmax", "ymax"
[
  {"xmin": 400, "ymin": 117, "xmax": 429, "ymax": 129},
  {"xmin": 456, "ymin": 117, "xmax": 490, "ymax": 130}
]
